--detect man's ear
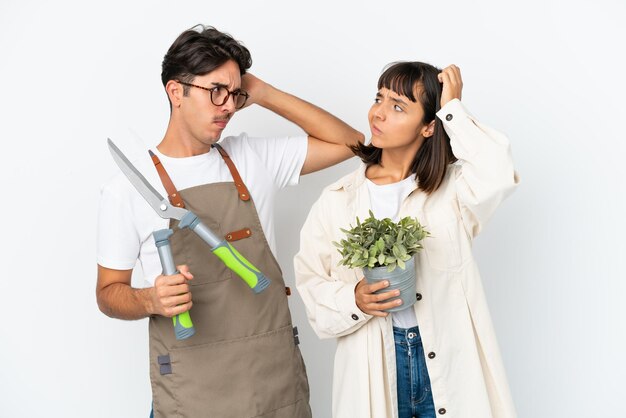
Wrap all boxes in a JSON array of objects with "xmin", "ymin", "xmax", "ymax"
[
  {"xmin": 422, "ymin": 120, "xmax": 436, "ymax": 138},
  {"xmin": 166, "ymin": 80, "xmax": 183, "ymax": 108}
]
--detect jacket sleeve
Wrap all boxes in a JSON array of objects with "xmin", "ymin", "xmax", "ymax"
[
  {"xmin": 294, "ymin": 195, "xmax": 372, "ymax": 339},
  {"xmin": 438, "ymin": 99, "xmax": 520, "ymax": 238}
]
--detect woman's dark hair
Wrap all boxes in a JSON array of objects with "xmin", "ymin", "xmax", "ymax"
[
  {"xmin": 351, "ymin": 61, "xmax": 457, "ymax": 194},
  {"xmin": 161, "ymin": 25, "xmax": 252, "ymax": 96}
]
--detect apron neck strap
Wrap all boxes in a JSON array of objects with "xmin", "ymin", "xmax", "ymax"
[
  {"xmin": 149, "ymin": 144, "xmax": 251, "ymax": 207},
  {"xmin": 149, "ymin": 150, "xmax": 186, "ymax": 208},
  {"xmin": 212, "ymin": 143, "xmax": 250, "ymax": 201}
]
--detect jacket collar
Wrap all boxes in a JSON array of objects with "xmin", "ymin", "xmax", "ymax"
[
  {"xmin": 328, "ymin": 163, "xmax": 368, "ymax": 192},
  {"xmin": 329, "ymin": 162, "xmax": 420, "ymax": 194}
]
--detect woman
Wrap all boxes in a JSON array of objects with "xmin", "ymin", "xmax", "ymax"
[{"xmin": 294, "ymin": 62, "xmax": 519, "ymax": 418}]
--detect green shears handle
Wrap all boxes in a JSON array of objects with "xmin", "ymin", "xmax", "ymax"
[
  {"xmin": 153, "ymin": 229, "xmax": 195, "ymax": 340},
  {"xmin": 179, "ymin": 212, "xmax": 270, "ymax": 293}
]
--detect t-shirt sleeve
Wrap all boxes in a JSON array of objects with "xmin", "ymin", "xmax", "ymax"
[
  {"xmin": 96, "ymin": 181, "xmax": 140, "ymax": 270},
  {"xmin": 242, "ymin": 134, "xmax": 308, "ymax": 189}
]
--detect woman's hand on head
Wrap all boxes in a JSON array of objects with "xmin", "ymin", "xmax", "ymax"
[{"xmin": 438, "ymin": 65, "xmax": 463, "ymax": 108}]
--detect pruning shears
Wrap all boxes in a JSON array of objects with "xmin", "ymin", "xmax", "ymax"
[{"xmin": 107, "ymin": 138, "xmax": 271, "ymax": 339}]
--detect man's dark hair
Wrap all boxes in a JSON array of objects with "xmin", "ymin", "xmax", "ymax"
[
  {"xmin": 351, "ymin": 61, "xmax": 456, "ymax": 194},
  {"xmin": 161, "ymin": 24, "xmax": 252, "ymax": 96}
]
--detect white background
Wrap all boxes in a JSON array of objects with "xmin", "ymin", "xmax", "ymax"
[{"xmin": 1, "ymin": 0, "xmax": 624, "ymax": 417}]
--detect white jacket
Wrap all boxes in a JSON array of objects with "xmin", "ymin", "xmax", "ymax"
[{"xmin": 294, "ymin": 99, "xmax": 519, "ymax": 418}]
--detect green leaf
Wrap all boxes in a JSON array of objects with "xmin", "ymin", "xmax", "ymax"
[{"xmin": 336, "ymin": 213, "xmax": 429, "ymax": 269}]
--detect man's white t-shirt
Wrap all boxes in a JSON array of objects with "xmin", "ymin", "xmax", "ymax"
[
  {"xmin": 97, "ymin": 133, "xmax": 307, "ymax": 286},
  {"xmin": 365, "ymin": 175, "xmax": 419, "ymax": 329}
]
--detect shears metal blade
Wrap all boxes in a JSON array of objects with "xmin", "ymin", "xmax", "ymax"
[
  {"xmin": 106, "ymin": 137, "xmax": 270, "ymax": 294},
  {"xmin": 107, "ymin": 138, "xmax": 187, "ymax": 221}
]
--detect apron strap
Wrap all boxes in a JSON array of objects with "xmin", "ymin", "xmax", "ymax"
[
  {"xmin": 212, "ymin": 143, "xmax": 251, "ymax": 201},
  {"xmin": 148, "ymin": 144, "xmax": 252, "ymax": 206},
  {"xmin": 148, "ymin": 150, "xmax": 186, "ymax": 208},
  {"xmin": 225, "ymin": 228, "xmax": 252, "ymax": 242},
  {"xmin": 149, "ymin": 146, "xmax": 292, "ymax": 300}
]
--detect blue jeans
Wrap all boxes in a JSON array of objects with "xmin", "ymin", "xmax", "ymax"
[{"xmin": 394, "ymin": 326, "xmax": 436, "ymax": 418}]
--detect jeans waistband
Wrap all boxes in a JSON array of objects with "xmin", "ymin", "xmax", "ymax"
[{"xmin": 393, "ymin": 326, "xmax": 421, "ymax": 345}]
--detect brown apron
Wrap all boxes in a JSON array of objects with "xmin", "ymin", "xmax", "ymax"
[{"xmin": 148, "ymin": 145, "xmax": 311, "ymax": 418}]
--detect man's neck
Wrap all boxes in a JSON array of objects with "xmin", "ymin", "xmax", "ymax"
[{"xmin": 157, "ymin": 122, "xmax": 214, "ymax": 158}]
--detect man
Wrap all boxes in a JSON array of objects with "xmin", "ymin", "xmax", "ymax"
[{"xmin": 96, "ymin": 25, "xmax": 363, "ymax": 417}]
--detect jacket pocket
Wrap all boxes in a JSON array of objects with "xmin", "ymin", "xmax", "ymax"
[{"xmin": 423, "ymin": 219, "xmax": 465, "ymax": 272}]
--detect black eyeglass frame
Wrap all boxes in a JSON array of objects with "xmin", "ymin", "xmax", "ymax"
[{"xmin": 176, "ymin": 80, "xmax": 250, "ymax": 109}]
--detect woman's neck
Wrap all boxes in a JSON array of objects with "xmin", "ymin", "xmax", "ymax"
[{"xmin": 367, "ymin": 141, "xmax": 423, "ymax": 185}]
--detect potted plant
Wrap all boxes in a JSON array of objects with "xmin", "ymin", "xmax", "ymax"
[{"xmin": 333, "ymin": 210, "xmax": 429, "ymax": 312}]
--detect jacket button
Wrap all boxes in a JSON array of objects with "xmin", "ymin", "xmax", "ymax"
[
  {"xmin": 438, "ymin": 408, "xmax": 447, "ymax": 414},
  {"xmin": 351, "ymin": 314, "xmax": 359, "ymax": 320},
  {"xmin": 416, "ymin": 293, "xmax": 422, "ymax": 301},
  {"xmin": 445, "ymin": 114, "xmax": 453, "ymax": 121},
  {"xmin": 428, "ymin": 352, "xmax": 436, "ymax": 359}
]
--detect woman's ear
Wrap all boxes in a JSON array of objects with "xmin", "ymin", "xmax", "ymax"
[
  {"xmin": 422, "ymin": 120, "xmax": 436, "ymax": 138},
  {"xmin": 166, "ymin": 80, "xmax": 183, "ymax": 108}
]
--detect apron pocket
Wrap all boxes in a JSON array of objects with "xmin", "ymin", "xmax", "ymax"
[
  {"xmin": 175, "ymin": 222, "xmax": 234, "ymax": 286},
  {"xmin": 168, "ymin": 325, "xmax": 308, "ymax": 418}
]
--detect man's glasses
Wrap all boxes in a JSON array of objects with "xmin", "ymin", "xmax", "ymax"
[{"xmin": 177, "ymin": 81, "xmax": 250, "ymax": 110}]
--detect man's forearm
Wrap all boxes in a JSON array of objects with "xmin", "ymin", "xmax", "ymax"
[
  {"xmin": 97, "ymin": 283, "xmax": 154, "ymax": 320},
  {"xmin": 257, "ymin": 85, "xmax": 364, "ymax": 146}
]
